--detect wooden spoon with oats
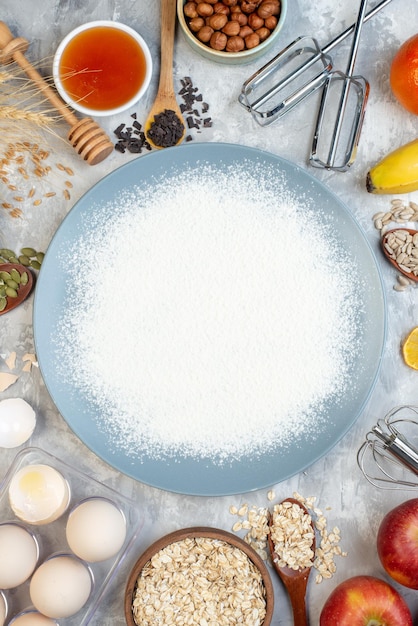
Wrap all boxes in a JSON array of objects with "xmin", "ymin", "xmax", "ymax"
[{"xmin": 268, "ymin": 498, "xmax": 316, "ymax": 626}]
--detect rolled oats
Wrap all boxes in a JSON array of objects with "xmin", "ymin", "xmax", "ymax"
[
  {"xmin": 132, "ymin": 536, "xmax": 267, "ymax": 626},
  {"xmin": 229, "ymin": 490, "xmax": 346, "ymax": 584}
]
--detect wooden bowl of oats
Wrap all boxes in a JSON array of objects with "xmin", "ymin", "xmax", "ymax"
[{"xmin": 124, "ymin": 526, "xmax": 274, "ymax": 626}]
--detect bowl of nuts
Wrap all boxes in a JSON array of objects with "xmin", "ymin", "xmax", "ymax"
[
  {"xmin": 125, "ymin": 526, "xmax": 274, "ymax": 625},
  {"xmin": 177, "ymin": 0, "xmax": 287, "ymax": 64}
]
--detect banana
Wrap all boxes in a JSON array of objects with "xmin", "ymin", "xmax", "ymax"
[{"xmin": 366, "ymin": 138, "xmax": 418, "ymax": 194}]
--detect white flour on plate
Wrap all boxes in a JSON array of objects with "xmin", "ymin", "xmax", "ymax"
[{"xmin": 55, "ymin": 162, "xmax": 362, "ymax": 463}]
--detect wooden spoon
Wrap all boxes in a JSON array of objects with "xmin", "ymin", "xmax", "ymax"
[
  {"xmin": 381, "ymin": 228, "xmax": 418, "ymax": 283},
  {"xmin": 0, "ymin": 21, "xmax": 114, "ymax": 165},
  {"xmin": 144, "ymin": 0, "xmax": 185, "ymax": 149},
  {"xmin": 268, "ymin": 498, "xmax": 315, "ymax": 626},
  {"xmin": 0, "ymin": 263, "xmax": 34, "ymax": 315}
]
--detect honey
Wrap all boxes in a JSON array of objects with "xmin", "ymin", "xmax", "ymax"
[{"xmin": 59, "ymin": 26, "xmax": 147, "ymax": 110}]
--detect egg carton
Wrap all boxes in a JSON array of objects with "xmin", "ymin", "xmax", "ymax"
[{"xmin": 0, "ymin": 447, "xmax": 144, "ymax": 625}]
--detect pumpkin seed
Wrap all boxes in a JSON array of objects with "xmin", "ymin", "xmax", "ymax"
[
  {"xmin": 20, "ymin": 247, "xmax": 36, "ymax": 257},
  {"xmin": 10, "ymin": 268, "xmax": 21, "ymax": 283},
  {"xmin": 20, "ymin": 271, "xmax": 28, "ymax": 286},
  {"xmin": 0, "ymin": 248, "xmax": 15, "ymax": 259},
  {"xmin": 8, "ymin": 256, "xmax": 19, "ymax": 264},
  {"xmin": 6, "ymin": 279, "xmax": 19, "ymax": 290},
  {"xmin": 0, "ymin": 271, "xmax": 11, "ymax": 281},
  {"xmin": 30, "ymin": 260, "xmax": 41, "ymax": 270},
  {"xmin": 18, "ymin": 255, "xmax": 30, "ymax": 266},
  {"xmin": 0, "ymin": 297, "xmax": 6, "ymax": 311},
  {"xmin": 5, "ymin": 287, "xmax": 18, "ymax": 298},
  {"xmin": 0, "ymin": 286, "xmax": 5, "ymax": 297},
  {"xmin": 36, "ymin": 252, "xmax": 44, "ymax": 264}
]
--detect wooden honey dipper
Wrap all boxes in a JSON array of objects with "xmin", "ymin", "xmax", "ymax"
[{"xmin": 0, "ymin": 21, "xmax": 114, "ymax": 165}]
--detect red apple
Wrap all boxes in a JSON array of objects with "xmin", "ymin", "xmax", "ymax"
[
  {"xmin": 320, "ymin": 575, "xmax": 412, "ymax": 626},
  {"xmin": 377, "ymin": 498, "xmax": 418, "ymax": 589}
]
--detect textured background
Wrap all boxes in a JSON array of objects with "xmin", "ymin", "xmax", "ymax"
[{"xmin": 1, "ymin": 0, "xmax": 418, "ymax": 623}]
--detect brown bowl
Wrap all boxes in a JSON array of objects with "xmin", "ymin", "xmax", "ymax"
[
  {"xmin": 125, "ymin": 526, "xmax": 274, "ymax": 626},
  {"xmin": 0, "ymin": 263, "xmax": 34, "ymax": 316},
  {"xmin": 381, "ymin": 228, "xmax": 418, "ymax": 283},
  {"xmin": 177, "ymin": 0, "xmax": 288, "ymax": 65}
]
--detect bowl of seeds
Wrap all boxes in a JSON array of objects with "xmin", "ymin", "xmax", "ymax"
[
  {"xmin": 125, "ymin": 526, "xmax": 274, "ymax": 626},
  {"xmin": 177, "ymin": 0, "xmax": 287, "ymax": 65},
  {"xmin": 0, "ymin": 264, "xmax": 34, "ymax": 315}
]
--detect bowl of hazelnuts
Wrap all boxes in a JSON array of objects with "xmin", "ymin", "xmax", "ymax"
[{"xmin": 177, "ymin": 0, "xmax": 287, "ymax": 64}]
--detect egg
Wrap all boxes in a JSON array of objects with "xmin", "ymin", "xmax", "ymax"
[
  {"xmin": 0, "ymin": 398, "xmax": 36, "ymax": 448},
  {"xmin": 0, "ymin": 523, "xmax": 39, "ymax": 588},
  {"xmin": 0, "ymin": 591, "xmax": 7, "ymax": 626},
  {"xmin": 29, "ymin": 554, "xmax": 92, "ymax": 619},
  {"xmin": 66, "ymin": 497, "xmax": 127, "ymax": 562},
  {"xmin": 9, "ymin": 611, "xmax": 57, "ymax": 626},
  {"xmin": 9, "ymin": 464, "xmax": 70, "ymax": 525}
]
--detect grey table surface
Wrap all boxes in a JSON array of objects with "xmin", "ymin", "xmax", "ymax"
[{"xmin": 1, "ymin": 0, "xmax": 418, "ymax": 624}]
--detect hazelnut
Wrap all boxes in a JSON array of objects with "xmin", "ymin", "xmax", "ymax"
[
  {"xmin": 196, "ymin": 2, "xmax": 214, "ymax": 16},
  {"xmin": 257, "ymin": 0, "xmax": 280, "ymax": 18},
  {"xmin": 229, "ymin": 5, "xmax": 241, "ymax": 12},
  {"xmin": 248, "ymin": 13, "xmax": 264, "ymax": 29},
  {"xmin": 210, "ymin": 31, "xmax": 227, "ymax": 49},
  {"xmin": 188, "ymin": 16, "xmax": 205, "ymax": 31},
  {"xmin": 255, "ymin": 26, "xmax": 270, "ymax": 41},
  {"xmin": 226, "ymin": 35, "xmax": 245, "ymax": 52},
  {"xmin": 239, "ymin": 25, "xmax": 253, "ymax": 38},
  {"xmin": 241, "ymin": 1, "xmax": 258, "ymax": 13},
  {"xmin": 208, "ymin": 13, "xmax": 228, "ymax": 29},
  {"xmin": 245, "ymin": 32, "xmax": 260, "ymax": 48},
  {"xmin": 222, "ymin": 20, "xmax": 241, "ymax": 36},
  {"xmin": 264, "ymin": 15, "xmax": 277, "ymax": 29},
  {"xmin": 197, "ymin": 25, "xmax": 214, "ymax": 42},
  {"xmin": 213, "ymin": 2, "xmax": 230, "ymax": 14},
  {"xmin": 184, "ymin": 1, "xmax": 198, "ymax": 18},
  {"xmin": 223, "ymin": 0, "xmax": 237, "ymax": 5},
  {"xmin": 231, "ymin": 11, "xmax": 248, "ymax": 25}
]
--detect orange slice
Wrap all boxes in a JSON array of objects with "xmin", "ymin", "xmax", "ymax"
[{"xmin": 402, "ymin": 327, "xmax": 418, "ymax": 370}]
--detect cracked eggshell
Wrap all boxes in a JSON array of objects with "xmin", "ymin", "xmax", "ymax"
[
  {"xmin": 9, "ymin": 464, "xmax": 70, "ymax": 525},
  {"xmin": 0, "ymin": 398, "xmax": 36, "ymax": 448}
]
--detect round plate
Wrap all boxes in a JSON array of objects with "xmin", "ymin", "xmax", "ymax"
[
  {"xmin": 33, "ymin": 143, "xmax": 386, "ymax": 496},
  {"xmin": 124, "ymin": 526, "xmax": 274, "ymax": 626}
]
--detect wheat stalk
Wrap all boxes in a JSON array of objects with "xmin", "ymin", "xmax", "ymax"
[
  {"xmin": 0, "ymin": 105, "xmax": 56, "ymax": 127},
  {"xmin": 0, "ymin": 59, "xmax": 66, "ymax": 134}
]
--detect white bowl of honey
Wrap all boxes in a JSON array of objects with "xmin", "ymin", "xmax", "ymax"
[{"xmin": 53, "ymin": 21, "xmax": 153, "ymax": 117}]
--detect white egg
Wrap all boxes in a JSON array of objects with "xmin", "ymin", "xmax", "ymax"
[
  {"xmin": 0, "ymin": 398, "xmax": 36, "ymax": 448},
  {"xmin": 9, "ymin": 611, "xmax": 57, "ymax": 626},
  {"xmin": 66, "ymin": 497, "xmax": 127, "ymax": 562},
  {"xmin": 29, "ymin": 554, "xmax": 92, "ymax": 619},
  {"xmin": 0, "ymin": 523, "xmax": 38, "ymax": 588},
  {"xmin": 9, "ymin": 464, "xmax": 70, "ymax": 525},
  {"xmin": 0, "ymin": 591, "xmax": 7, "ymax": 626}
]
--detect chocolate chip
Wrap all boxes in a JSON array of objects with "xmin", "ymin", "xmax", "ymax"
[
  {"xmin": 113, "ymin": 121, "xmax": 151, "ymax": 154},
  {"xmin": 147, "ymin": 109, "xmax": 185, "ymax": 148}
]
